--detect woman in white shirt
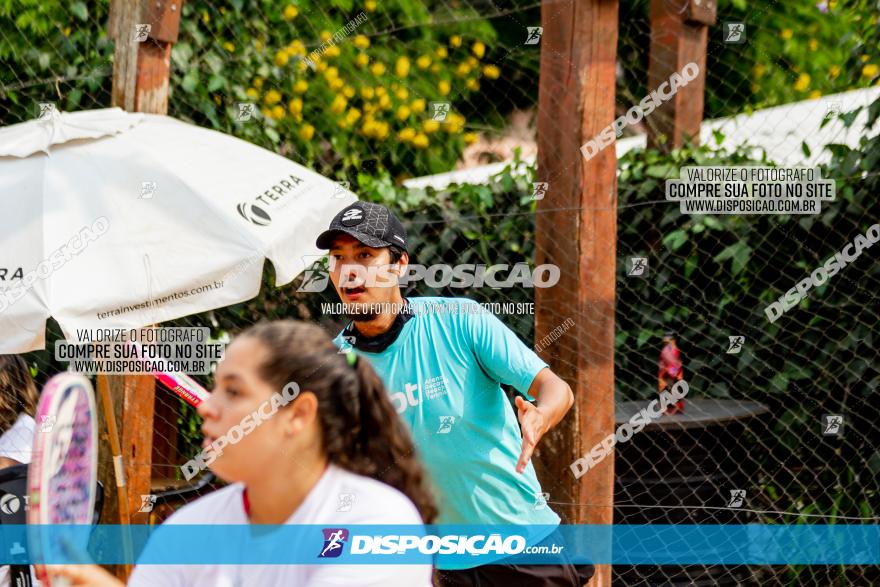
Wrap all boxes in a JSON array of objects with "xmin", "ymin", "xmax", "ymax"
[
  {"xmin": 0, "ymin": 355, "xmax": 38, "ymax": 469},
  {"xmin": 49, "ymin": 320, "xmax": 436, "ymax": 586}
]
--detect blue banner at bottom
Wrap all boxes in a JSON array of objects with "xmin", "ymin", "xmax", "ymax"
[{"xmin": 0, "ymin": 524, "xmax": 877, "ymax": 566}]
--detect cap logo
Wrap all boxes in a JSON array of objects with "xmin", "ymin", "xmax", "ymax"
[
  {"xmin": 392, "ymin": 235, "xmax": 405, "ymax": 244},
  {"xmin": 341, "ymin": 208, "xmax": 364, "ymax": 226}
]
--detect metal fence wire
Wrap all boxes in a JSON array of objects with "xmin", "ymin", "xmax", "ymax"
[{"xmin": 3, "ymin": 0, "xmax": 879, "ymax": 585}]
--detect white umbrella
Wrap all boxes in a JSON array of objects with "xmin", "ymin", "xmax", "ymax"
[{"xmin": 0, "ymin": 108, "xmax": 355, "ymax": 352}]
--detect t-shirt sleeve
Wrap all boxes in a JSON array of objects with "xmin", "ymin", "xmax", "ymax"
[{"xmin": 461, "ymin": 303, "xmax": 548, "ymax": 398}]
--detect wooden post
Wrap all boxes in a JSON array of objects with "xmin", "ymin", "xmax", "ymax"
[
  {"xmin": 101, "ymin": 1, "xmax": 181, "ymax": 579},
  {"xmin": 534, "ymin": 1, "xmax": 619, "ymax": 586},
  {"xmin": 646, "ymin": 0, "xmax": 716, "ymax": 150}
]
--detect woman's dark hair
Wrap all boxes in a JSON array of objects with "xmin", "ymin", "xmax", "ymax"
[
  {"xmin": 240, "ymin": 320, "xmax": 437, "ymax": 523},
  {"xmin": 0, "ymin": 355, "xmax": 39, "ymax": 434}
]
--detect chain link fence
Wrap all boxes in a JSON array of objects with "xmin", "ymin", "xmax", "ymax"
[{"xmin": 3, "ymin": 0, "xmax": 879, "ymax": 585}]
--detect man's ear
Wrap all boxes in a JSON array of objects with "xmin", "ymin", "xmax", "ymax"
[{"xmin": 394, "ymin": 251, "xmax": 410, "ymax": 278}]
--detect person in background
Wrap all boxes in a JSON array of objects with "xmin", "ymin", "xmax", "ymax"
[
  {"xmin": 0, "ymin": 355, "xmax": 39, "ymax": 587},
  {"xmin": 0, "ymin": 355, "xmax": 38, "ymax": 469},
  {"xmin": 316, "ymin": 202, "xmax": 593, "ymax": 586}
]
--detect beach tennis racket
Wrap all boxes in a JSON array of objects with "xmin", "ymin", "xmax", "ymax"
[{"xmin": 26, "ymin": 373, "xmax": 98, "ymax": 585}]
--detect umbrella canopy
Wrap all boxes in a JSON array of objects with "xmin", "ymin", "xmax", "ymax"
[{"xmin": 0, "ymin": 108, "xmax": 355, "ymax": 353}]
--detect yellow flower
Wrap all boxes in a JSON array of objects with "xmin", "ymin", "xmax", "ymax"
[
  {"xmin": 463, "ymin": 132, "xmax": 479, "ymax": 145},
  {"xmin": 417, "ymin": 55, "xmax": 432, "ymax": 70},
  {"xmin": 325, "ymin": 66, "xmax": 339, "ymax": 81},
  {"xmin": 201, "ymin": 11, "xmax": 210, "ymax": 24},
  {"xmin": 275, "ymin": 50, "xmax": 289, "ymax": 67},
  {"xmin": 246, "ymin": 87, "xmax": 259, "ymax": 99},
  {"xmin": 438, "ymin": 80, "xmax": 451, "ymax": 96},
  {"xmin": 374, "ymin": 121, "xmax": 390, "ymax": 139},
  {"xmin": 482, "ymin": 65, "xmax": 500, "ymax": 79},
  {"xmin": 330, "ymin": 94, "xmax": 347, "ymax": 114},
  {"xmin": 398, "ymin": 127, "xmax": 417, "ymax": 142},
  {"xmin": 829, "ymin": 65, "xmax": 840, "ymax": 79},
  {"xmin": 430, "ymin": 63, "xmax": 441, "ymax": 74},
  {"xmin": 808, "ymin": 90, "xmax": 822, "ymax": 99},
  {"xmin": 450, "ymin": 35, "xmax": 462, "ymax": 48},
  {"xmin": 422, "ymin": 119, "xmax": 440, "ymax": 134},
  {"xmin": 397, "ymin": 105, "xmax": 411, "ymax": 120},
  {"xmin": 378, "ymin": 94, "xmax": 392, "ymax": 109},
  {"xmin": 471, "ymin": 41, "xmax": 485, "ymax": 59},
  {"xmin": 410, "ymin": 98, "xmax": 426, "ymax": 113},
  {"xmin": 355, "ymin": 53, "xmax": 370, "ymax": 68},
  {"xmin": 752, "ymin": 63, "xmax": 766, "ymax": 78},
  {"xmin": 283, "ymin": 5, "xmax": 299, "ymax": 20},
  {"xmin": 361, "ymin": 87, "xmax": 375, "ymax": 99},
  {"xmin": 343, "ymin": 85, "xmax": 356, "ymax": 98},
  {"xmin": 330, "ymin": 78, "xmax": 344, "ymax": 91},
  {"xmin": 255, "ymin": 40, "xmax": 264, "ymax": 52},
  {"xmin": 260, "ymin": 107, "xmax": 272, "ymax": 118},
  {"xmin": 264, "ymin": 89, "xmax": 282, "ymax": 105},
  {"xmin": 365, "ymin": 0, "xmax": 377, "ymax": 12},
  {"xmin": 293, "ymin": 79, "xmax": 308, "ymax": 94},
  {"xmin": 299, "ymin": 124, "xmax": 315, "ymax": 140},
  {"xmin": 337, "ymin": 118, "xmax": 351, "ymax": 130},
  {"xmin": 395, "ymin": 87, "xmax": 409, "ymax": 100},
  {"xmin": 253, "ymin": 77, "xmax": 264, "ymax": 89},
  {"xmin": 371, "ymin": 62, "xmax": 386, "ymax": 76},
  {"xmin": 466, "ymin": 78, "xmax": 480, "ymax": 91},
  {"xmin": 223, "ymin": 42, "xmax": 235, "ymax": 53},
  {"xmin": 808, "ymin": 39, "xmax": 818, "ymax": 51},
  {"xmin": 320, "ymin": 31, "xmax": 332, "ymax": 42},
  {"xmin": 862, "ymin": 64, "xmax": 879, "ymax": 78},
  {"xmin": 435, "ymin": 47, "xmax": 448, "ymax": 59},
  {"xmin": 455, "ymin": 63, "xmax": 472, "ymax": 77},
  {"xmin": 288, "ymin": 97, "xmax": 303, "ymax": 114},
  {"xmin": 396, "ymin": 56, "xmax": 411, "ymax": 78},
  {"xmin": 271, "ymin": 105, "xmax": 285, "ymax": 120},
  {"xmin": 781, "ymin": 29, "xmax": 792, "ymax": 40},
  {"xmin": 467, "ymin": 56, "xmax": 479, "ymax": 68},
  {"xmin": 793, "ymin": 73, "xmax": 810, "ymax": 92},
  {"xmin": 288, "ymin": 40, "xmax": 306, "ymax": 56},
  {"xmin": 375, "ymin": 87, "xmax": 387, "ymax": 97},
  {"xmin": 354, "ymin": 35, "xmax": 370, "ymax": 49},
  {"xmin": 325, "ymin": 45, "xmax": 341, "ymax": 58},
  {"xmin": 63, "ymin": 26, "xmax": 71, "ymax": 36},
  {"xmin": 412, "ymin": 133, "xmax": 429, "ymax": 148},
  {"xmin": 861, "ymin": 55, "xmax": 869, "ymax": 63},
  {"xmin": 346, "ymin": 108, "xmax": 362, "ymax": 124},
  {"xmin": 213, "ymin": 94, "xmax": 222, "ymax": 105},
  {"xmin": 220, "ymin": 7, "xmax": 226, "ymax": 14},
  {"xmin": 316, "ymin": 60, "xmax": 328, "ymax": 72}
]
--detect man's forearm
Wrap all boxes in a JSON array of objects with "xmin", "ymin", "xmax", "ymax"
[{"xmin": 530, "ymin": 369, "xmax": 574, "ymax": 431}]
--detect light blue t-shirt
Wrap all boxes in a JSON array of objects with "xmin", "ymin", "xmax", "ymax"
[{"xmin": 334, "ymin": 297, "xmax": 561, "ymax": 537}]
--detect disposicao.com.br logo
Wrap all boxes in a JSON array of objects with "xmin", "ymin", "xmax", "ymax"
[{"xmin": 321, "ymin": 529, "xmax": 530, "ymax": 557}]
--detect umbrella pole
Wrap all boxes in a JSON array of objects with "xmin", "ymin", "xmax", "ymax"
[{"xmin": 96, "ymin": 374, "xmax": 134, "ymax": 577}]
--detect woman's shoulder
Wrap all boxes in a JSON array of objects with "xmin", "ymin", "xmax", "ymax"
[
  {"xmin": 162, "ymin": 482, "xmax": 246, "ymax": 524},
  {"xmin": 316, "ymin": 465, "xmax": 424, "ymax": 525}
]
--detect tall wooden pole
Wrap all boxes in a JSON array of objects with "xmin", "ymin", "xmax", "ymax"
[
  {"xmin": 534, "ymin": 1, "xmax": 619, "ymax": 586},
  {"xmin": 101, "ymin": 0, "xmax": 181, "ymax": 579},
  {"xmin": 646, "ymin": 0, "xmax": 716, "ymax": 149}
]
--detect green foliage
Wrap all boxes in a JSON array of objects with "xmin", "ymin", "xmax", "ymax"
[
  {"xmin": 617, "ymin": 0, "xmax": 874, "ymax": 119},
  {"xmin": 168, "ymin": 0, "xmax": 501, "ymax": 177},
  {"xmin": 0, "ymin": 0, "xmax": 112, "ymax": 113}
]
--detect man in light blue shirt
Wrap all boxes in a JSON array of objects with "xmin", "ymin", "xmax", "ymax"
[{"xmin": 315, "ymin": 202, "xmax": 593, "ymax": 585}]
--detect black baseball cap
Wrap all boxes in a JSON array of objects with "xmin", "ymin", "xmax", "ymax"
[{"xmin": 316, "ymin": 202, "xmax": 408, "ymax": 252}]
